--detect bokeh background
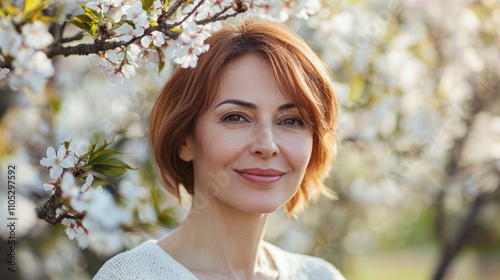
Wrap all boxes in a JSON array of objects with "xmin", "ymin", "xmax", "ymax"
[{"xmin": 1, "ymin": 0, "xmax": 500, "ymax": 279}]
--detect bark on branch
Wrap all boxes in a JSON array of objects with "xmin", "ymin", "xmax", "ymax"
[{"xmin": 42, "ymin": 0, "xmax": 244, "ymax": 60}]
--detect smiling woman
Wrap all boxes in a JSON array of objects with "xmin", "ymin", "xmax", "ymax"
[{"xmin": 94, "ymin": 18, "xmax": 345, "ymax": 280}]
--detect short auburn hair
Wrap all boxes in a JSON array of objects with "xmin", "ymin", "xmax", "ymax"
[{"xmin": 149, "ymin": 18, "xmax": 338, "ymax": 215}]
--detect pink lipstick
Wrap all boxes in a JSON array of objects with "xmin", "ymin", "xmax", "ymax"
[{"xmin": 235, "ymin": 168, "xmax": 285, "ymax": 185}]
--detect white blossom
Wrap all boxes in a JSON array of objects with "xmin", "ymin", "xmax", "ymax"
[
  {"xmin": 87, "ymin": 228, "xmax": 123, "ymax": 256},
  {"xmin": 292, "ymin": 0, "xmax": 321, "ymax": 20},
  {"xmin": 10, "ymin": 48, "xmax": 55, "ymax": 92},
  {"xmin": 59, "ymin": 172, "xmax": 103, "ymax": 212},
  {"xmin": 90, "ymin": 54, "xmax": 113, "ymax": 75},
  {"xmin": 60, "ymin": 172, "xmax": 79, "ymax": 200},
  {"xmin": 71, "ymin": 184, "xmax": 103, "ymax": 213},
  {"xmin": 22, "ymin": 20, "xmax": 54, "ymax": 49},
  {"xmin": 187, "ymin": 0, "xmax": 233, "ymax": 20},
  {"xmin": 178, "ymin": 21, "xmax": 210, "ymax": 46},
  {"xmin": 86, "ymin": 0, "xmax": 126, "ymax": 13},
  {"xmin": 62, "ymin": 218, "xmax": 89, "ymax": 248},
  {"xmin": 0, "ymin": 19, "xmax": 23, "ymax": 57},
  {"xmin": 55, "ymin": 205, "xmax": 68, "ymax": 218},
  {"xmin": 172, "ymin": 45, "xmax": 203, "ymax": 68},
  {"xmin": 115, "ymin": 23, "xmax": 144, "ymax": 42},
  {"xmin": 105, "ymin": 51, "xmax": 119, "ymax": 64},
  {"xmin": 0, "ymin": 68, "xmax": 9, "ymax": 79},
  {"xmin": 40, "ymin": 145, "xmax": 77, "ymax": 179},
  {"xmin": 153, "ymin": 0, "xmax": 162, "ymax": 12},
  {"xmin": 151, "ymin": 31, "xmax": 165, "ymax": 47},
  {"xmin": 126, "ymin": 44, "xmax": 142, "ymax": 61},
  {"xmin": 81, "ymin": 174, "xmax": 94, "ymax": 192},
  {"xmin": 43, "ymin": 183, "xmax": 55, "ymax": 192},
  {"xmin": 140, "ymin": 35, "xmax": 152, "ymax": 48},
  {"xmin": 141, "ymin": 31, "xmax": 165, "ymax": 48},
  {"xmin": 124, "ymin": 1, "xmax": 149, "ymax": 29},
  {"xmin": 169, "ymin": 21, "xmax": 212, "ymax": 68},
  {"xmin": 86, "ymin": 190, "xmax": 132, "ymax": 230}
]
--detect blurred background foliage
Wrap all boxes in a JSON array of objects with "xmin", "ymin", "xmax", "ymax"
[{"xmin": 1, "ymin": 0, "xmax": 500, "ymax": 279}]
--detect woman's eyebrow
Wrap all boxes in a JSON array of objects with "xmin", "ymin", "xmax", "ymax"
[{"xmin": 215, "ymin": 99, "xmax": 296, "ymax": 111}]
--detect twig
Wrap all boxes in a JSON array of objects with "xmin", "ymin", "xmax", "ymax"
[
  {"xmin": 47, "ymin": 27, "xmax": 180, "ymax": 58},
  {"xmin": 36, "ymin": 188, "xmax": 63, "ymax": 225},
  {"xmin": 195, "ymin": 5, "xmax": 233, "ymax": 25},
  {"xmin": 171, "ymin": 0, "xmax": 205, "ymax": 27},
  {"xmin": 59, "ymin": 31, "xmax": 85, "ymax": 44},
  {"xmin": 162, "ymin": 0, "xmax": 189, "ymax": 22},
  {"xmin": 196, "ymin": 11, "xmax": 238, "ymax": 25}
]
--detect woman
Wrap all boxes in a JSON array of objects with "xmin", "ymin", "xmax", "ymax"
[{"xmin": 94, "ymin": 18, "xmax": 344, "ymax": 280}]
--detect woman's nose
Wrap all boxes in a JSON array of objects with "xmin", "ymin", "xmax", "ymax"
[{"xmin": 250, "ymin": 125, "xmax": 279, "ymax": 158}]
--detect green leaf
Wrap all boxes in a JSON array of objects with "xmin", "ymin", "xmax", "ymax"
[
  {"xmin": 141, "ymin": 0, "xmax": 155, "ymax": 11},
  {"xmin": 68, "ymin": 14, "xmax": 97, "ymax": 34},
  {"xmin": 92, "ymin": 176, "xmax": 114, "ymax": 189},
  {"xmin": 83, "ymin": 138, "xmax": 135, "ymax": 179},
  {"xmin": 156, "ymin": 46, "xmax": 165, "ymax": 74},
  {"xmin": 91, "ymin": 149, "xmax": 126, "ymax": 163},
  {"xmin": 91, "ymin": 23, "xmax": 98, "ymax": 36},
  {"xmin": 82, "ymin": 5, "xmax": 100, "ymax": 21},
  {"xmin": 94, "ymin": 157, "xmax": 134, "ymax": 170},
  {"xmin": 23, "ymin": 0, "xmax": 48, "ymax": 23},
  {"xmin": 91, "ymin": 165, "xmax": 128, "ymax": 178},
  {"xmin": 91, "ymin": 157, "xmax": 136, "ymax": 178},
  {"xmin": 63, "ymin": 140, "xmax": 72, "ymax": 150},
  {"xmin": 74, "ymin": 14, "xmax": 94, "ymax": 24},
  {"xmin": 68, "ymin": 18, "xmax": 90, "ymax": 32},
  {"xmin": 24, "ymin": 0, "xmax": 41, "ymax": 14},
  {"xmin": 0, "ymin": 0, "xmax": 19, "ymax": 16},
  {"xmin": 171, "ymin": 27, "xmax": 182, "ymax": 33}
]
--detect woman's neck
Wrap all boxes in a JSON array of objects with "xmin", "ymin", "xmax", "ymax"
[{"xmin": 158, "ymin": 192, "xmax": 277, "ymax": 279}]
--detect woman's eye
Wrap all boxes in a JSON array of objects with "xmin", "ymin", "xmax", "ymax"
[
  {"xmin": 281, "ymin": 118, "xmax": 304, "ymax": 127},
  {"xmin": 222, "ymin": 114, "xmax": 246, "ymax": 123}
]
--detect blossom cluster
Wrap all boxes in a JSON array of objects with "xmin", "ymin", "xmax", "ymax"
[
  {"xmin": 38, "ymin": 140, "xmax": 142, "ymax": 253},
  {"xmin": 0, "ymin": 19, "xmax": 55, "ymax": 92}
]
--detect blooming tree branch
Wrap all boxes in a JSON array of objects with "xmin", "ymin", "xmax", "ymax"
[
  {"xmin": 0, "ymin": 0, "xmax": 321, "ymax": 91},
  {"xmin": 36, "ymin": 139, "xmax": 136, "ymax": 248}
]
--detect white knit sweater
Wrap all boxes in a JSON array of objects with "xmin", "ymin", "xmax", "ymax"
[{"xmin": 93, "ymin": 240, "xmax": 346, "ymax": 280}]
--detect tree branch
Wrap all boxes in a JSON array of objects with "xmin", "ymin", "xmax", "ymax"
[
  {"xmin": 196, "ymin": 10, "xmax": 238, "ymax": 25},
  {"xmin": 172, "ymin": 0, "xmax": 205, "ymax": 27},
  {"xmin": 36, "ymin": 188, "xmax": 63, "ymax": 225},
  {"xmin": 432, "ymin": 180, "xmax": 500, "ymax": 280},
  {"xmin": 195, "ymin": 5, "xmax": 234, "ymax": 25},
  {"xmin": 46, "ymin": 28, "xmax": 180, "ymax": 58},
  {"xmin": 7, "ymin": 0, "xmax": 247, "ymax": 63},
  {"xmin": 432, "ymin": 77, "xmax": 497, "ymax": 280}
]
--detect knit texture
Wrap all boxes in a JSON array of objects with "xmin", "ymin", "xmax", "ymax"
[{"xmin": 93, "ymin": 240, "xmax": 346, "ymax": 280}]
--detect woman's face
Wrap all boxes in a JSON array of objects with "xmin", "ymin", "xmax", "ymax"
[{"xmin": 180, "ymin": 53, "xmax": 313, "ymax": 214}]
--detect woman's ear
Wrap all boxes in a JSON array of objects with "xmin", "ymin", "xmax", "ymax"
[{"xmin": 179, "ymin": 135, "xmax": 194, "ymax": 162}]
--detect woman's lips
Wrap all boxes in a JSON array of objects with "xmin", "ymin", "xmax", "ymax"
[{"xmin": 235, "ymin": 168, "xmax": 285, "ymax": 185}]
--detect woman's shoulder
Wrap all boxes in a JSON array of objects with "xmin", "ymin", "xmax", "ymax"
[
  {"xmin": 93, "ymin": 240, "xmax": 197, "ymax": 280},
  {"xmin": 263, "ymin": 241, "xmax": 346, "ymax": 280}
]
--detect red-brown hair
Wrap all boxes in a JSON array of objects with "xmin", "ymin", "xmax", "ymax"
[{"xmin": 149, "ymin": 18, "xmax": 338, "ymax": 215}]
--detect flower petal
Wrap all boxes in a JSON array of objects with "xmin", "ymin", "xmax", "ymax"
[
  {"xmin": 57, "ymin": 145, "xmax": 67, "ymax": 161},
  {"xmin": 42, "ymin": 183, "xmax": 54, "ymax": 191},
  {"xmin": 49, "ymin": 165, "xmax": 63, "ymax": 179},
  {"xmin": 60, "ymin": 172, "xmax": 76, "ymax": 191},
  {"xmin": 60, "ymin": 156, "xmax": 76, "ymax": 168},
  {"xmin": 40, "ymin": 157, "xmax": 55, "ymax": 167},
  {"xmin": 46, "ymin": 146, "xmax": 56, "ymax": 159}
]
